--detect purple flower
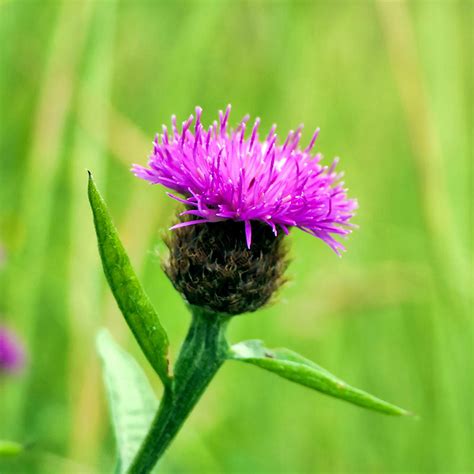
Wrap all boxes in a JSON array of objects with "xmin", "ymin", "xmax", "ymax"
[
  {"xmin": 133, "ymin": 106, "xmax": 357, "ymax": 254},
  {"xmin": 0, "ymin": 326, "xmax": 25, "ymax": 374}
]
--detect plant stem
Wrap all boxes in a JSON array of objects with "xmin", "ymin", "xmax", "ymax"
[{"xmin": 128, "ymin": 306, "xmax": 230, "ymax": 474}]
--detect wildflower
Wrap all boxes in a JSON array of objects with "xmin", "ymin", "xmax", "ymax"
[
  {"xmin": 0, "ymin": 326, "xmax": 25, "ymax": 374},
  {"xmin": 133, "ymin": 106, "xmax": 356, "ymax": 314},
  {"xmin": 133, "ymin": 105, "xmax": 357, "ymax": 253}
]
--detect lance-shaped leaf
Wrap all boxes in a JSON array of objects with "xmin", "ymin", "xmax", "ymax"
[
  {"xmin": 229, "ymin": 340, "xmax": 412, "ymax": 416},
  {"xmin": 97, "ymin": 329, "xmax": 159, "ymax": 474},
  {"xmin": 88, "ymin": 172, "xmax": 170, "ymax": 386}
]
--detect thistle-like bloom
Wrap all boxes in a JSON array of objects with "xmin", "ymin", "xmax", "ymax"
[
  {"xmin": 0, "ymin": 326, "xmax": 25, "ymax": 374},
  {"xmin": 133, "ymin": 106, "xmax": 357, "ymax": 254}
]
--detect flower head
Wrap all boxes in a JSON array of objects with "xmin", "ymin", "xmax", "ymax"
[
  {"xmin": 133, "ymin": 106, "xmax": 357, "ymax": 253},
  {"xmin": 0, "ymin": 326, "xmax": 25, "ymax": 374}
]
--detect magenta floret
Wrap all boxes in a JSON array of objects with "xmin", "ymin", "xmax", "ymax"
[
  {"xmin": 0, "ymin": 326, "xmax": 25, "ymax": 374},
  {"xmin": 133, "ymin": 106, "xmax": 357, "ymax": 253}
]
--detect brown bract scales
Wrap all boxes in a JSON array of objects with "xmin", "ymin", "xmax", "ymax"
[{"xmin": 163, "ymin": 218, "xmax": 289, "ymax": 315}]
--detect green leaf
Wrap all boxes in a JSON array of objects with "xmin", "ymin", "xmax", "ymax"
[
  {"xmin": 97, "ymin": 329, "xmax": 159, "ymax": 474},
  {"xmin": 88, "ymin": 172, "xmax": 170, "ymax": 386},
  {"xmin": 229, "ymin": 340, "xmax": 412, "ymax": 416},
  {"xmin": 0, "ymin": 440, "xmax": 23, "ymax": 458}
]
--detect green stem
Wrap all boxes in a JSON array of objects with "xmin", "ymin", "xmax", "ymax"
[{"xmin": 128, "ymin": 306, "xmax": 230, "ymax": 474}]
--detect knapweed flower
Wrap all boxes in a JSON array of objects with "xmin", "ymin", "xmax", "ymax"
[
  {"xmin": 133, "ymin": 105, "xmax": 357, "ymax": 253},
  {"xmin": 0, "ymin": 326, "xmax": 25, "ymax": 374},
  {"xmin": 133, "ymin": 106, "xmax": 357, "ymax": 315}
]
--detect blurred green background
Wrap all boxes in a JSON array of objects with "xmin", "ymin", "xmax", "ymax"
[{"xmin": 1, "ymin": 0, "xmax": 472, "ymax": 473}]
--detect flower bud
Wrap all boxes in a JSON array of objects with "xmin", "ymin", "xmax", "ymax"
[{"xmin": 0, "ymin": 326, "xmax": 25, "ymax": 374}]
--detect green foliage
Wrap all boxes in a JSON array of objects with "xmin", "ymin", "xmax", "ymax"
[
  {"xmin": 96, "ymin": 330, "xmax": 158, "ymax": 474},
  {"xmin": 1, "ymin": 1, "xmax": 472, "ymax": 473},
  {"xmin": 230, "ymin": 340, "xmax": 411, "ymax": 416},
  {"xmin": 0, "ymin": 440, "xmax": 23, "ymax": 458},
  {"xmin": 88, "ymin": 173, "xmax": 170, "ymax": 387},
  {"xmin": 128, "ymin": 308, "xmax": 231, "ymax": 473}
]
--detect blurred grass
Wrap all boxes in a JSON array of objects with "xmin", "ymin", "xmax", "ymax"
[{"xmin": 0, "ymin": 1, "xmax": 472, "ymax": 473}]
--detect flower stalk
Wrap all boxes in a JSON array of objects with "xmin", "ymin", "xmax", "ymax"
[{"xmin": 128, "ymin": 306, "xmax": 231, "ymax": 474}]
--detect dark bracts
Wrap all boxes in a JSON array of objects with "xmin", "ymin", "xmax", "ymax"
[{"xmin": 164, "ymin": 218, "xmax": 289, "ymax": 315}]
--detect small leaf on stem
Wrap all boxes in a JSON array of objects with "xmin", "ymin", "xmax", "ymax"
[
  {"xmin": 88, "ymin": 172, "xmax": 170, "ymax": 386},
  {"xmin": 229, "ymin": 340, "xmax": 412, "ymax": 416},
  {"xmin": 97, "ymin": 329, "xmax": 159, "ymax": 474}
]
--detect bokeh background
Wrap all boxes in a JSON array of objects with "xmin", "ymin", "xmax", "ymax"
[{"xmin": 1, "ymin": 1, "xmax": 472, "ymax": 473}]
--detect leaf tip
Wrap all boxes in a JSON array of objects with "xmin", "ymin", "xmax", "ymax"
[
  {"xmin": 87, "ymin": 170, "xmax": 94, "ymax": 194},
  {"xmin": 402, "ymin": 409, "xmax": 419, "ymax": 419},
  {"xmin": 385, "ymin": 405, "xmax": 416, "ymax": 417},
  {"xmin": 96, "ymin": 329, "xmax": 118, "ymax": 362}
]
